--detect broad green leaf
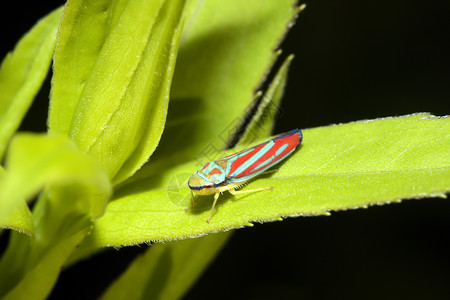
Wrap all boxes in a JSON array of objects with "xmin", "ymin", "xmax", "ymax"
[
  {"xmin": 49, "ymin": 0, "xmax": 189, "ymax": 184},
  {"xmin": 0, "ymin": 134, "xmax": 112, "ymax": 233},
  {"xmin": 0, "ymin": 7, "xmax": 62, "ymax": 159},
  {"xmin": 77, "ymin": 114, "xmax": 449, "ymax": 247},
  {"xmin": 237, "ymin": 54, "xmax": 294, "ymax": 147},
  {"xmin": 100, "ymin": 232, "xmax": 232, "ymax": 300},
  {"xmin": 119, "ymin": 0, "xmax": 301, "ymax": 187}
]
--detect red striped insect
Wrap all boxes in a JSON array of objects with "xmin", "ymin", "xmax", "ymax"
[{"xmin": 188, "ymin": 129, "xmax": 302, "ymax": 223}]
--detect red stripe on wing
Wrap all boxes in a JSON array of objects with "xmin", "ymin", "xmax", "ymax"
[
  {"xmin": 227, "ymin": 143, "xmax": 269, "ymax": 175},
  {"xmin": 227, "ymin": 129, "xmax": 302, "ymax": 179}
]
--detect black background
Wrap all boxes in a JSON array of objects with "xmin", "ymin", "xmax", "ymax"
[{"xmin": 1, "ymin": 1, "xmax": 449, "ymax": 299}]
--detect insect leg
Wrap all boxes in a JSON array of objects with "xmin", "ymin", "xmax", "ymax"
[
  {"xmin": 185, "ymin": 189, "xmax": 197, "ymax": 212},
  {"xmin": 228, "ymin": 186, "xmax": 273, "ymax": 196},
  {"xmin": 206, "ymin": 192, "xmax": 221, "ymax": 223}
]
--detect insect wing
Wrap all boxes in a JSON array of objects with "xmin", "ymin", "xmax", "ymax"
[{"xmin": 225, "ymin": 129, "xmax": 302, "ymax": 183}]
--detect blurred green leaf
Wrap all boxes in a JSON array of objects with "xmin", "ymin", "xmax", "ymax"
[
  {"xmin": 100, "ymin": 232, "xmax": 232, "ymax": 300},
  {"xmin": 0, "ymin": 218, "xmax": 90, "ymax": 300},
  {"xmin": 49, "ymin": 0, "xmax": 189, "ymax": 184},
  {"xmin": 0, "ymin": 134, "xmax": 112, "ymax": 299},
  {"xmin": 0, "ymin": 134, "xmax": 111, "ymax": 234},
  {"xmin": 0, "ymin": 202, "xmax": 33, "ymax": 236},
  {"xmin": 76, "ymin": 114, "xmax": 450, "ymax": 247},
  {"xmin": 0, "ymin": 7, "xmax": 62, "ymax": 159},
  {"xmin": 0, "ymin": 166, "xmax": 33, "ymax": 234}
]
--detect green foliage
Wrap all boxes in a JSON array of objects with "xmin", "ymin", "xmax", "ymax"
[
  {"xmin": 72, "ymin": 113, "xmax": 449, "ymax": 249},
  {"xmin": 49, "ymin": 0, "xmax": 189, "ymax": 184},
  {"xmin": 0, "ymin": 0, "xmax": 448, "ymax": 299},
  {"xmin": 0, "ymin": 7, "xmax": 62, "ymax": 159},
  {"xmin": 0, "ymin": 134, "xmax": 111, "ymax": 299},
  {"xmin": 0, "ymin": 134, "xmax": 111, "ymax": 234}
]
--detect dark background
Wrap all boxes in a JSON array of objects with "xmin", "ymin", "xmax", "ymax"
[{"xmin": 1, "ymin": 1, "xmax": 449, "ymax": 299}]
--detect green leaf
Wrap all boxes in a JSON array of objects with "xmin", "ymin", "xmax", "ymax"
[
  {"xmin": 100, "ymin": 232, "xmax": 232, "ymax": 300},
  {"xmin": 0, "ymin": 7, "xmax": 62, "ymax": 159},
  {"xmin": 0, "ymin": 219, "xmax": 90, "ymax": 300},
  {"xmin": 0, "ymin": 134, "xmax": 112, "ymax": 299},
  {"xmin": 0, "ymin": 202, "xmax": 33, "ymax": 236},
  {"xmin": 0, "ymin": 167, "xmax": 33, "ymax": 234},
  {"xmin": 0, "ymin": 134, "xmax": 112, "ymax": 233},
  {"xmin": 78, "ymin": 114, "xmax": 449, "ymax": 247},
  {"xmin": 49, "ymin": 0, "xmax": 189, "ymax": 184}
]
